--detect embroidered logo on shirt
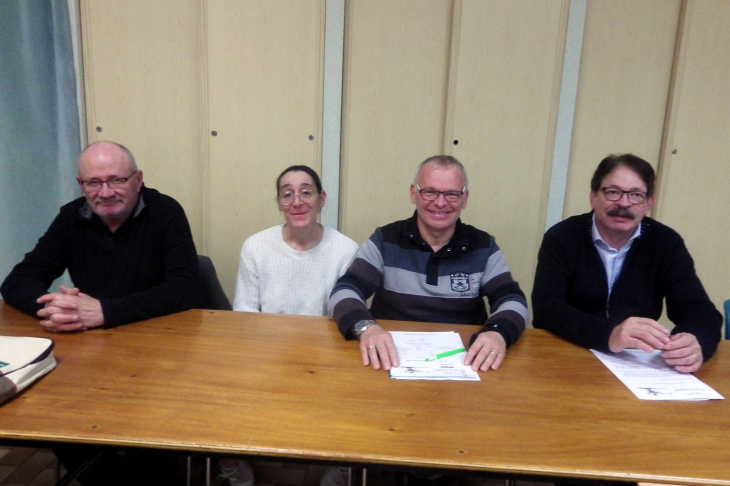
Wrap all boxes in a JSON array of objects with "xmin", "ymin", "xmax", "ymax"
[{"xmin": 450, "ymin": 272, "xmax": 470, "ymax": 292}]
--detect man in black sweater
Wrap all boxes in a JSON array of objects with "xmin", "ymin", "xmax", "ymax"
[
  {"xmin": 0, "ymin": 140, "xmax": 200, "ymax": 485},
  {"xmin": 533, "ymin": 153, "xmax": 721, "ymax": 373},
  {"xmin": 1, "ymin": 140, "xmax": 201, "ymax": 331}
]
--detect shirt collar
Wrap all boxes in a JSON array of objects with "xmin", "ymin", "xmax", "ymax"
[
  {"xmin": 591, "ymin": 212, "xmax": 641, "ymax": 250},
  {"xmin": 78, "ymin": 189, "xmax": 147, "ymax": 221},
  {"xmin": 405, "ymin": 211, "xmax": 469, "ymax": 254}
]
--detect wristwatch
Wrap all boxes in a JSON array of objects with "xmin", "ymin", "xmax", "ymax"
[{"xmin": 353, "ymin": 319, "xmax": 380, "ymax": 338}]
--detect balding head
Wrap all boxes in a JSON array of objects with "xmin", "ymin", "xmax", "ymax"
[{"xmin": 78, "ymin": 141, "xmax": 137, "ymax": 175}]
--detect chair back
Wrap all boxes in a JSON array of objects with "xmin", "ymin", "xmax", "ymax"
[{"xmin": 198, "ymin": 255, "xmax": 232, "ymax": 311}]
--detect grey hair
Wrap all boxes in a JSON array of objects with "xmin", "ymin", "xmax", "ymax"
[{"xmin": 413, "ymin": 155, "xmax": 468, "ymax": 190}]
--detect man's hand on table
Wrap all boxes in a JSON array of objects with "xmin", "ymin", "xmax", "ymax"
[
  {"xmin": 464, "ymin": 331, "xmax": 506, "ymax": 371},
  {"xmin": 661, "ymin": 332, "xmax": 703, "ymax": 373},
  {"xmin": 359, "ymin": 325, "xmax": 399, "ymax": 371},
  {"xmin": 609, "ymin": 316, "xmax": 703, "ymax": 373},
  {"xmin": 36, "ymin": 285, "xmax": 104, "ymax": 332},
  {"xmin": 608, "ymin": 316, "xmax": 670, "ymax": 353}
]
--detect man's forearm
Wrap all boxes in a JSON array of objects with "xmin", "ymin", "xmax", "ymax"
[{"xmin": 0, "ymin": 277, "xmax": 46, "ymax": 318}]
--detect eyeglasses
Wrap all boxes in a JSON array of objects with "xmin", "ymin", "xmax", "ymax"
[
  {"xmin": 78, "ymin": 171, "xmax": 138, "ymax": 190},
  {"xmin": 600, "ymin": 187, "xmax": 648, "ymax": 205},
  {"xmin": 278, "ymin": 189, "xmax": 316, "ymax": 206},
  {"xmin": 416, "ymin": 184, "xmax": 465, "ymax": 202}
]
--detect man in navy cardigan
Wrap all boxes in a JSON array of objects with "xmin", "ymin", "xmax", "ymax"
[{"xmin": 532, "ymin": 153, "xmax": 721, "ymax": 373}]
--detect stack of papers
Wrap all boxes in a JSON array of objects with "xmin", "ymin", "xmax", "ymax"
[
  {"xmin": 591, "ymin": 349, "xmax": 724, "ymax": 401},
  {"xmin": 389, "ymin": 331, "xmax": 480, "ymax": 381}
]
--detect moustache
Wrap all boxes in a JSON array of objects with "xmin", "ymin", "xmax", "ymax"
[
  {"xmin": 607, "ymin": 207, "xmax": 635, "ymax": 219},
  {"xmin": 94, "ymin": 196, "xmax": 123, "ymax": 204}
]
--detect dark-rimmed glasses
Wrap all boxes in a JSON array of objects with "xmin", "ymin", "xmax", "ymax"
[
  {"xmin": 416, "ymin": 184, "xmax": 465, "ymax": 202},
  {"xmin": 78, "ymin": 171, "xmax": 138, "ymax": 190},
  {"xmin": 600, "ymin": 187, "xmax": 648, "ymax": 205}
]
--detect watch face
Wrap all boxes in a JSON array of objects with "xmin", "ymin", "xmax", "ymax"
[{"xmin": 355, "ymin": 320, "xmax": 374, "ymax": 333}]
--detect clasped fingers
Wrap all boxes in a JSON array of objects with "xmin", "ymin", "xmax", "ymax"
[
  {"xmin": 37, "ymin": 293, "xmax": 79, "ymax": 310},
  {"xmin": 37, "ymin": 305, "xmax": 76, "ymax": 319},
  {"xmin": 37, "ymin": 305, "xmax": 82, "ymax": 332},
  {"xmin": 40, "ymin": 319, "xmax": 87, "ymax": 332}
]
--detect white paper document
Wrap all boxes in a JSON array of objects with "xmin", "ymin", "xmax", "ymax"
[
  {"xmin": 389, "ymin": 331, "xmax": 480, "ymax": 381},
  {"xmin": 591, "ymin": 349, "xmax": 724, "ymax": 401}
]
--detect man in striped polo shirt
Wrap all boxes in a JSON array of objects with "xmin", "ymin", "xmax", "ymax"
[{"xmin": 328, "ymin": 155, "xmax": 528, "ymax": 372}]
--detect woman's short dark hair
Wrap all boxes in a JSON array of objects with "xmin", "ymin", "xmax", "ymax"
[
  {"xmin": 590, "ymin": 153, "xmax": 656, "ymax": 197},
  {"xmin": 275, "ymin": 165, "xmax": 323, "ymax": 195}
]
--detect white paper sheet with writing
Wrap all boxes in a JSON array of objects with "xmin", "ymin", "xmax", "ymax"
[
  {"xmin": 389, "ymin": 331, "xmax": 480, "ymax": 381},
  {"xmin": 591, "ymin": 349, "xmax": 724, "ymax": 401}
]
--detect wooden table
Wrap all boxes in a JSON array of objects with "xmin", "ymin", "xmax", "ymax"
[{"xmin": 1, "ymin": 302, "xmax": 729, "ymax": 485}]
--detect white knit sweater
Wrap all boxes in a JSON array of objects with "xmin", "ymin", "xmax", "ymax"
[{"xmin": 233, "ymin": 225, "xmax": 359, "ymax": 316}]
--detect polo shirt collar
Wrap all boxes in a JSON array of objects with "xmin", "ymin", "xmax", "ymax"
[{"xmin": 405, "ymin": 211, "xmax": 470, "ymax": 256}]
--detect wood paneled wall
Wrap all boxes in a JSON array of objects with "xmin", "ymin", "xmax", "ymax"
[{"xmin": 80, "ymin": 0, "xmax": 730, "ymax": 320}]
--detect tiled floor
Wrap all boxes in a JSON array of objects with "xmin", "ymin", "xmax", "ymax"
[
  {"xmin": 0, "ymin": 447, "xmax": 73, "ymax": 486},
  {"xmin": 0, "ymin": 447, "xmax": 553, "ymax": 486}
]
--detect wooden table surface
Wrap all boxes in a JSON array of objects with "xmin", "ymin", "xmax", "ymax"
[{"xmin": 1, "ymin": 302, "xmax": 729, "ymax": 485}]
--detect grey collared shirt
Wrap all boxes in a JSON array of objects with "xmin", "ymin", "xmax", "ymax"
[{"xmin": 78, "ymin": 193, "xmax": 146, "ymax": 220}]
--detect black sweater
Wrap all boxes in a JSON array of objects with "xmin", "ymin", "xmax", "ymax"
[
  {"xmin": 1, "ymin": 186, "xmax": 201, "ymax": 328},
  {"xmin": 532, "ymin": 212, "xmax": 721, "ymax": 360}
]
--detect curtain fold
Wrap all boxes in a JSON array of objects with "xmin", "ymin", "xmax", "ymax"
[{"xmin": 0, "ymin": 0, "xmax": 80, "ymax": 283}]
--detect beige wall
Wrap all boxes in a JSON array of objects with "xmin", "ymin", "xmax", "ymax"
[
  {"xmin": 340, "ymin": 0, "xmax": 452, "ymax": 242},
  {"xmin": 80, "ymin": 0, "xmax": 730, "ymax": 320},
  {"xmin": 445, "ymin": 0, "xmax": 567, "ymax": 296},
  {"xmin": 654, "ymin": 0, "xmax": 730, "ymax": 319},
  {"xmin": 81, "ymin": 0, "xmax": 205, "ymax": 239},
  {"xmin": 205, "ymin": 0, "xmax": 325, "ymax": 294},
  {"xmin": 340, "ymin": 0, "xmax": 569, "ymax": 298},
  {"xmin": 564, "ymin": 0, "xmax": 681, "ymax": 217},
  {"xmin": 81, "ymin": 0, "xmax": 324, "ymax": 297}
]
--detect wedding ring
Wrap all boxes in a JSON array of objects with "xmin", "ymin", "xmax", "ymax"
[
  {"xmin": 368, "ymin": 345, "xmax": 376, "ymax": 349},
  {"xmin": 489, "ymin": 351, "xmax": 497, "ymax": 355}
]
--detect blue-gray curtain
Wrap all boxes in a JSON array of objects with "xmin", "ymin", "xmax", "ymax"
[{"xmin": 0, "ymin": 0, "xmax": 80, "ymax": 285}]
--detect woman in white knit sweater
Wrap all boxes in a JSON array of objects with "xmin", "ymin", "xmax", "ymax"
[
  {"xmin": 233, "ymin": 165, "xmax": 358, "ymax": 316},
  {"xmin": 224, "ymin": 166, "xmax": 358, "ymax": 486}
]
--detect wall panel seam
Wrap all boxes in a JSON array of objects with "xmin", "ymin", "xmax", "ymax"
[
  {"xmin": 654, "ymin": 0, "xmax": 688, "ymax": 219},
  {"xmin": 545, "ymin": 0, "xmax": 586, "ymax": 231},
  {"xmin": 200, "ymin": 0, "xmax": 211, "ymax": 255}
]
